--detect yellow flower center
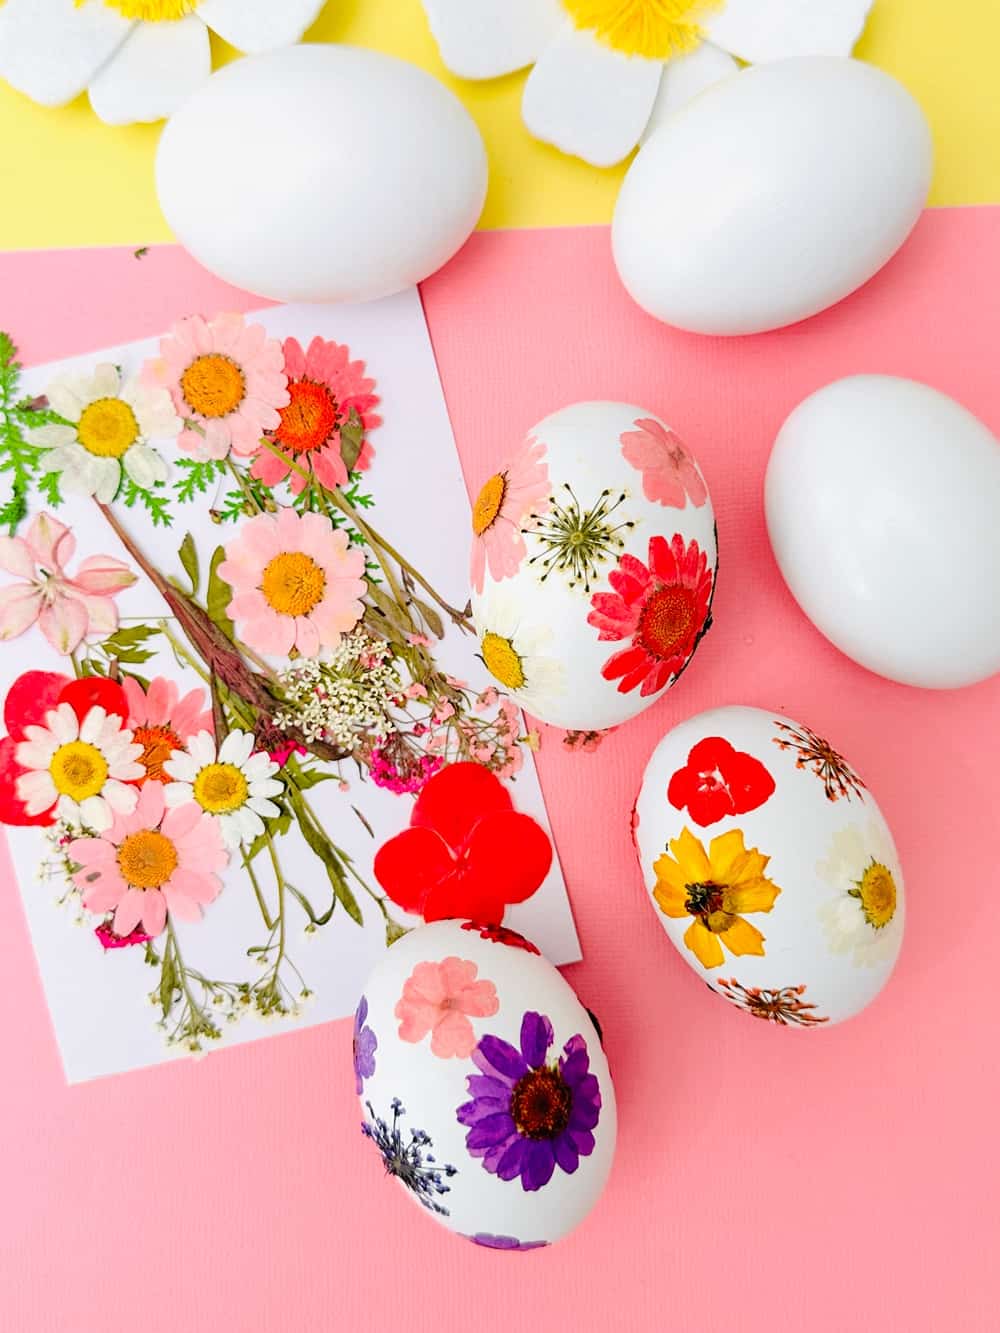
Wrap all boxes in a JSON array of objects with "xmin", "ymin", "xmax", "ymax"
[
  {"xmin": 117, "ymin": 829, "xmax": 178, "ymax": 890},
  {"xmin": 76, "ymin": 397, "xmax": 139, "ymax": 459},
  {"xmin": 94, "ymin": 1, "xmax": 198, "ymax": 20},
  {"xmin": 180, "ymin": 354, "xmax": 246, "ymax": 419},
  {"xmin": 260, "ymin": 552, "xmax": 327, "ymax": 618},
  {"xmin": 853, "ymin": 861, "xmax": 897, "ymax": 929},
  {"xmin": 192, "ymin": 762, "xmax": 249, "ymax": 814},
  {"xmin": 49, "ymin": 741, "xmax": 109, "ymax": 801},
  {"xmin": 472, "ymin": 473, "xmax": 507, "ymax": 536},
  {"xmin": 481, "ymin": 631, "xmax": 525, "ymax": 690},
  {"xmin": 563, "ymin": 0, "xmax": 718, "ymax": 59}
]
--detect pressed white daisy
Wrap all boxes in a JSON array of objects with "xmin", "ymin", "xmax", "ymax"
[
  {"xmin": 163, "ymin": 729, "xmax": 284, "ymax": 848},
  {"xmin": 0, "ymin": 0, "xmax": 326, "ymax": 126},
  {"xmin": 473, "ymin": 584, "xmax": 567, "ymax": 718},
  {"xmin": 420, "ymin": 0, "xmax": 874, "ymax": 166},
  {"xmin": 31, "ymin": 363, "xmax": 180, "ymax": 504},
  {"xmin": 15, "ymin": 702, "xmax": 144, "ymax": 832},
  {"xmin": 817, "ymin": 819, "xmax": 904, "ymax": 968}
]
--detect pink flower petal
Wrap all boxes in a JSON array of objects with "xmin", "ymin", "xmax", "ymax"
[
  {"xmin": 38, "ymin": 596, "xmax": 88, "ymax": 654},
  {"xmin": 0, "ymin": 536, "xmax": 35, "ymax": 579},
  {"xmin": 140, "ymin": 889, "xmax": 167, "ymax": 937},
  {"xmin": 26, "ymin": 513, "xmax": 73, "ymax": 572},
  {"xmin": 0, "ymin": 584, "xmax": 42, "ymax": 640},
  {"xmin": 161, "ymin": 889, "xmax": 202, "ymax": 922},
  {"xmin": 113, "ymin": 888, "xmax": 146, "ymax": 936},
  {"xmin": 160, "ymin": 801, "xmax": 202, "ymax": 841},
  {"xmin": 166, "ymin": 866, "xmax": 221, "ymax": 905}
]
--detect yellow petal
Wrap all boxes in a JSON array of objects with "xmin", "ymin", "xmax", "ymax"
[
  {"xmin": 727, "ymin": 877, "xmax": 781, "ymax": 915},
  {"xmin": 707, "ymin": 828, "xmax": 749, "ymax": 880},
  {"xmin": 684, "ymin": 918, "xmax": 725, "ymax": 969},
  {"xmin": 721, "ymin": 916, "xmax": 766, "ymax": 957},
  {"xmin": 652, "ymin": 851, "xmax": 688, "ymax": 896},
  {"xmin": 653, "ymin": 878, "xmax": 689, "ymax": 918},
  {"xmin": 669, "ymin": 826, "xmax": 712, "ymax": 882}
]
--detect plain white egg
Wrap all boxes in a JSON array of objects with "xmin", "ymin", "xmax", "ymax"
[
  {"xmin": 633, "ymin": 706, "xmax": 904, "ymax": 1026},
  {"xmin": 355, "ymin": 921, "xmax": 616, "ymax": 1247},
  {"xmin": 156, "ymin": 45, "xmax": 487, "ymax": 303},
  {"xmin": 766, "ymin": 375, "xmax": 1000, "ymax": 688},
  {"xmin": 612, "ymin": 57, "xmax": 932, "ymax": 335}
]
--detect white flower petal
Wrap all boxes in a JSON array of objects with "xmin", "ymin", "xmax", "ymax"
[
  {"xmin": 0, "ymin": 0, "xmax": 132, "ymax": 108},
  {"xmin": 197, "ymin": 0, "xmax": 325, "ymax": 54},
  {"xmin": 93, "ymin": 456, "xmax": 122, "ymax": 505},
  {"xmin": 242, "ymin": 752, "xmax": 278, "ymax": 781},
  {"xmin": 30, "ymin": 424, "xmax": 78, "ymax": 450},
  {"xmin": 56, "ymin": 794, "xmax": 84, "ymax": 826},
  {"xmin": 90, "ymin": 363, "xmax": 121, "ymax": 398},
  {"xmin": 16, "ymin": 770, "xmax": 57, "ymax": 812},
  {"xmin": 15, "ymin": 737, "xmax": 59, "ymax": 770},
  {"xmin": 704, "ymin": 0, "xmax": 874, "ymax": 62},
  {"xmin": 227, "ymin": 804, "xmax": 263, "ymax": 846},
  {"xmin": 44, "ymin": 377, "xmax": 85, "ymax": 422},
  {"xmin": 49, "ymin": 703, "xmax": 80, "ymax": 744},
  {"xmin": 248, "ymin": 778, "xmax": 283, "ymax": 802},
  {"xmin": 88, "ymin": 15, "xmax": 211, "ymax": 126},
  {"xmin": 421, "ymin": 0, "xmax": 564, "ymax": 79},
  {"xmin": 163, "ymin": 779, "xmax": 195, "ymax": 806},
  {"xmin": 79, "ymin": 705, "xmax": 107, "ymax": 745},
  {"xmin": 522, "ymin": 21, "xmax": 663, "ymax": 167},
  {"xmin": 187, "ymin": 731, "xmax": 217, "ymax": 767},
  {"xmin": 219, "ymin": 729, "xmax": 254, "ymax": 768},
  {"xmin": 78, "ymin": 794, "xmax": 112, "ymax": 832},
  {"xmin": 641, "ymin": 42, "xmax": 739, "ymax": 142},
  {"xmin": 103, "ymin": 780, "xmax": 139, "ymax": 813},
  {"xmin": 123, "ymin": 443, "xmax": 169, "ymax": 488},
  {"xmin": 247, "ymin": 794, "xmax": 280, "ymax": 819}
]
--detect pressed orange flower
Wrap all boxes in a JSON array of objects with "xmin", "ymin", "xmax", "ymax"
[{"xmin": 652, "ymin": 826, "xmax": 781, "ymax": 969}]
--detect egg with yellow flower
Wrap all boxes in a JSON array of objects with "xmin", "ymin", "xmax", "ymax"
[{"xmin": 632, "ymin": 705, "xmax": 905, "ymax": 1026}]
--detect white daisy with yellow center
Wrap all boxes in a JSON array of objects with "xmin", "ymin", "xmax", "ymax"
[
  {"xmin": 31, "ymin": 363, "xmax": 181, "ymax": 504},
  {"xmin": 817, "ymin": 819, "xmax": 904, "ymax": 968},
  {"xmin": 15, "ymin": 702, "xmax": 144, "ymax": 831},
  {"xmin": 163, "ymin": 729, "xmax": 284, "ymax": 848},
  {"xmin": 473, "ymin": 584, "xmax": 566, "ymax": 719},
  {"xmin": 420, "ymin": 0, "xmax": 874, "ymax": 165},
  {"xmin": 0, "ymin": 0, "xmax": 326, "ymax": 125}
]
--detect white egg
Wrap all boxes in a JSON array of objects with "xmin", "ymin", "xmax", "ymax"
[
  {"xmin": 633, "ymin": 706, "xmax": 904, "ymax": 1027},
  {"xmin": 469, "ymin": 401, "xmax": 717, "ymax": 731},
  {"xmin": 355, "ymin": 920, "xmax": 616, "ymax": 1248},
  {"xmin": 612, "ymin": 57, "xmax": 932, "ymax": 335},
  {"xmin": 156, "ymin": 45, "xmax": 487, "ymax": 303},
  {"xmin": 766, "ymin": 375, "xmax": 1000, "ymax": 688}
]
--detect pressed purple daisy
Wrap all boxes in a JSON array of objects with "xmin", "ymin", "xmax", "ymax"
[
  {"xmin": 456, "ymin": 1010, "xmax": 601, "ymax": 1193},
  {"xmin": 353, "ymin": 994, "xmax": 378, "ymax": 1094},
  {"xmin": 467, "ymin": 1233, "xmax": 549, "ymax": 1251}
]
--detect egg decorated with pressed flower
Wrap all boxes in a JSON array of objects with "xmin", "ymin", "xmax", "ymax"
[
  {"xmin": 355, "ymin": 920, "xmax": 616, "ymax": 1248},
  {"xmin": 633, "ymin": 706, "xmax": 905, "ymax": 1026},
  {"xmin": 469, "ymin": 401, "xmax": 717, "ymax": 731}
]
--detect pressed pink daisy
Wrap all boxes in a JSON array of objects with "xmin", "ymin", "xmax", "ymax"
[
  {"xmin": 122, "ymin": 676, "xmax": 213, "ymax": 785},
  {"xmin": 620, "ymin": 418, "xmax": 708, "ymax": 509},
  {"xmin": 142, "ymin": 313, "xmax": 289, "ymax": 461},
  {"xmin": 469, "ymin": 435, "xmax": 551, "ymax": 594},
  {"xmin": 395, "ymin": 957, "xmax": 499, "ymax": 1059},
  {"xmin": 250, "ymin": 336, "xmax": 382, "ymax": 495},
  {"xmin": 218, "ymin": 507, "xmax": 366, "ymax": 658},
  {"xmin": 68, "ymin": 780, "xmax": 228, "ymax": 939}
]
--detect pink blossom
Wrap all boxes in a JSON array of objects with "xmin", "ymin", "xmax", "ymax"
[
  {"xmin": 270, "ymin": 741, "xmax": 307, "ymax": 768},
  {"xmin": 407, "ymin": 632, "xmax": 433, "ymax": 647},
  {"xmin": 433, "ymin": 700, "xmax": 456, "ymax": 723},
  {"xmin": 620, "ymin": 418, "xmax": 708, "ymax": 509},
  {"xmin": 370, "ymin": 748, "xmax": 443, "ymax": 795},
  {"xmin": 474, "ymin": 687, "xmax": 499, "ymax": 714},
  {"xmin": 394, "ymin": 957, "xmax": 499, "ymax": 1058},
  {"xmin": 404, "ymin": 682, "xmax": 428, "ymax": 700},
  {"xmin": 470, "ymin": 435, "xmax": 551, "ymax": 594}
]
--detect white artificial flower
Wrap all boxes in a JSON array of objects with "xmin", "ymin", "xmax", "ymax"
[
  {"xmin": 0, "ymin": 0, "xmax": 326, "ymax": 126},
  {"xmin": 473, "ymin": 583, "xmax": 567, "ymax": 718},
  {"xmin": 816, "ymin": 819, "xmax": 903, "ymax": 968},
  {"xmin": 163, "ymin": 729, "xmax": 284, "ymax": 848},
  {"xmin": 15, "ymin": 701, "xmax": 143, "ymax": 831},
  {"xmin": 420, "ymin": 0, "xmax": 874, "ymax": 166},
  {"xmin": 31, "ymin": 362, "xmax": 180, "ymax": 504}
]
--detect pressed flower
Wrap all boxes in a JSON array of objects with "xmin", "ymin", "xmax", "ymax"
[
  {"xmin": 353, "ymin": 994, "xmax": 378, "ymax": 1094},
  {"xmin": 619, "ymin": 418, "xmax": 707, "ymax": 509},
  {"xmin": 474, "ymin": 583, "xmax": 566, "ymax": 717},
  {"xmin": 470, "ymin": 435, "xmax": 551, "ymax": 594},
  {"xmin": 68, "ymin": 780, "xmax": 227, "ymax": 938},
  {"xmin": 122, "ymin": 675, "xmax": 213, "ymax": 784},
  {"xmin": 361, "ymin": 1097, "xmax": 457, "ymax": 1216},
  {"xmin": 716, "ymin": 977, "xmax": 830, "ymax": 1027},
  {"xmin": 0, "ymin": 512, "xmax": 135, "ymax": 654},
  {"xmin": 250, "ymin": 336, "xmax": 382, "ymax": 494},
  {"xmin": 374, "ymin": 762, "xmax": 552, "ymax": 925},
  {"xmin": 163, "ymin": 730, "xmax": 283, "ymax": 849},
  {"xmin": 143, "ymin": 313, "xmax": 289, "ymax": 461},
  {"xmin": 31, "ymin": 362, "xmax": 178, "ymax": 503},
  {"xmin": 817, "ymin": 822, "xmax": 903, "ymax": 967},
  {"xmin": 94, "ymin": 922, "xmax": 152, "ymax": 951},
  {"xmin": 526, "ymin": 483, "xmax": 634, "ymax": 592},
  {"xmin": 395, "ymin": 956, "xmax": 499, "ymax": 1058},
  {"xmin": 461, "ymin": 921, "xmax": 541, "ymax": 955},
  {"xmin": 0, "ymin": 671, "xmax": 75, "ymax": 825},
  {"xmin": 667, "ymin": 735, "xmax": 775, "ymax": 827},
  {"xmin": 219, "ymin": 507, "xmax": 366, "ymax": 658},
  {"xmin": 457, "ymin": 1010, "xmax": 602, "ymax": 1192},
  {"xmin": 773, "ymin": 719, "xmax": 866, "ymax": 803},
  {"xmin": 588, "ymin": 534, "xmax": 714, "ymax": 696},
  {"xmin": 652, "ymin": 826, "xmax": 781, "ymax": 969}
]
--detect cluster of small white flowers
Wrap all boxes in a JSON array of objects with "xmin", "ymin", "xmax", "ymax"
[{"xmin": 272, "ymin": 631, "xmax": 401, "ymax": 748}]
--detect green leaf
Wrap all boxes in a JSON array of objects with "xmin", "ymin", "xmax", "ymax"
[
  {"xmin": 38, "ymin": 471, "xmax": 62, "ymax": 507},
  {"xmin": 178, "ymin": 531, "xmax": 199, "ymax": 595},
  {"xmin": 411, "ymin": 597, "xmax": 445, "ymax": 640},
  {"xmin": 291, "ymin": 768, "xmax": 335, "ymax": 791},
  {"xmin": 339, "ymin": 408, "xmax": 364, "ymax": 472},
  {"xmin": 286, "ymin": 785, "xmax": 363, "ymax": 926},
  {"xmin": 173, "ymin": 457, "xmax": 226, "ymax": 504},
  {"xmin": 206, "ymin": 545, "xmax": 234, "ymax": 640},
  {"xmin": 159, "ymin": 953, "xmax": 176, "ymax": 1018},
  {"xmin": 243, "ymin": 810, "xmax": 293, "ymax": 863},
  {"xmin": 120, "ymin": 479, "xmax": 173, "ymax": 527},
  {"xmin": 102, "ymin": 624, "xmax": 159, "ymax": 655}
]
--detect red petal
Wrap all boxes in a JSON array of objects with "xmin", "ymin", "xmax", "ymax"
[
  {"xmin": 410, "ymin": 761, "xmax": 512, "ymax": 850},
  {"xmin": 60, "ymin": 677, "xmax": 129, "ymax": 726},
  {"xmin": 422, "ymin": 873, "xmax": 508, "ymax": 926},
  {"xmin": 3, "ymin": 670, "xmax": 72, "ymax": 739},
  {"xmin": 464, "ymin": 811, "xmax": 552, "ymax": 906},
  {"xmin": 0, "ymin": 735, "xmax": 55, "ymax": 826},
  {"xmin": 373, "ymin": 826, "xmax": 456, "ymax": 913}
]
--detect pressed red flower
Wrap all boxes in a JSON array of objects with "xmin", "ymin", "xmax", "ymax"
[
  {"xmin": 461, "ymin": 921, "xmax": 541, "ymax": 954},
  {"xmin": 373, "ymin": 762, "xmax": 552, "ymax": 925},
  {"xmin": 94, "ymin": 923, "xmax": 152, "ymax": 951},
  {"xmin": 668, "ymin": 736, "xmax": 776, "ymax": 827}
]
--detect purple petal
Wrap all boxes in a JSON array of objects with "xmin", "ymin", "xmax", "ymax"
[
  {"xmin": 354, "ymin": 994, "xmax": 368, "ymax": 1033},
  {"xmin": 567, "ymin": 1128, "xmax": 595, "ymax": 1158},
  {"xmin": 553, "ymin": 1132, "xmax": 580, "ymax": 1176},
  {"xmin": 457, "ymin": 1095, "xmax": 509, "ymax": 1126},
  {"xmin": 465, "ymin": 1113, "xmax": 517, "ymax": 1151},
  {"xmin": 496, "ymin": 1138, "xmax": 529, "ymax": 1181},
  {"xmin": 482, "ymin": 1140, "xmax": 512, "ymax": 1173},
  {"xmin": 520, "ymin": 1140, "xmax": 556, "ymax": 1192},
  {"xmin": 475, "ymin": 1034, "xmax": 528, "ymax": 1082},
  {"xmin": 465, "ymin": 1074, "xmax": 516, "ymax": 1102},
  {"xmin": 559, "ymin": 1035, "xmax": 591, "ymax": 1087},
  {"xmin": 519, "ymin": 1011, "xmax": 554, "ymax": 1069},
  {"xmin": 568, "ymin": 1094, "xmax": 601, "ymax": 1134}
]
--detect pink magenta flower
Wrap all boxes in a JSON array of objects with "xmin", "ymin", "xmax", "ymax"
[
  {"xmin": 218, "ymin": 507, "xmax": 366, "ymax": 658},
  {"xmin": 619, "ymin": 418, "xmax": 708, "ymax": 509},
  {"xmin": 142, "ymin": 313, "xmax": 289, "ymax": 461},
  {"xmin": 250, "ymin": 336, "xmax": 381, "ymax": 494},
  {"xmin": 395, "ymin": 956, "xmax": 499, "ymax": 1058},
  {"xmin": 68, "ymin": 781, "xmax": 228, "ymax": 938},
  {"xmin": 0, "ymin": 512, "xmax": 135, "ymax": 654},
  {"xmin": 470, "ymin": 435, "xmax": 551, "ymax": 594},
  {"xmin": 122, "ymin": 676, "xmax": 213, "ymax": 785}
]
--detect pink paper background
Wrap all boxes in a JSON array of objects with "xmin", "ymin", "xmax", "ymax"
[{"xmin": 2, "ymin": 210, "xmax": 998, "ymax": 1331}]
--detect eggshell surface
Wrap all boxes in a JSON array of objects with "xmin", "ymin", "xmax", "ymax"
[
  {"xmin": 612, "ymin": 57, "xmax": 932, "ymax": 335},
  {"xmin": 156, "ymin": 45, "xmax": 487, "ymax": 303},
  {"xmin": 766, "ymin": 375, "xmax": 1000, "ymax": 688},
  {"xmin": 633, "ymin": 706, "xmax": 904, "ymax": 1026},
  {"xmin": 469, "ymin": 401, "xmax": 718, "ymax": 731},
  {"xmin": 355, "ymin": 921, "xmax": 616, "ymax": 1247}
]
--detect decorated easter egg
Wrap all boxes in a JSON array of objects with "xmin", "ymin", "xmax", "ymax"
[
  {"xmin": 156, "ymin": 45, "xmax": 487, "ymax": 303},
  {"xmin": 355, "ymin": 920, "xmax": 616, "ymax": 1247},
  {"xmin": 633, "ymin": 706, "xmax": 904, "ymax": 1026},
  {"xmin": 469, "ymin": 401, "xmax": 717, "ymax": 731},
  {"xmin": 766, "ymin": 375, "xmax": 1000, "ymax": 688},
  {"xmin": 612, "ymin": 58, "xmax": 932, "ymax": 335}
]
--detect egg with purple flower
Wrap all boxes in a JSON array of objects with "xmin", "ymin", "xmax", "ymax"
[{"xmin": 354, "ymin": 920, "xmax": 616, "ymax": 1247}]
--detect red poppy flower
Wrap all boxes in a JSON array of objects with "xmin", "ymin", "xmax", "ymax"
[
  {"xmin": 667, "ymin": 736, "xmax": 775, "ymax": 828},
  {"xmin": 0, "ymin": 671, "xmax": 130, "ymax": 826},
  {"xmin": 460, "ymin": 921, "xmax": 541, "ymax": 955},
  {"xmin": 373, "ymin": 763, "xmax": 552, "ymax": 925}
]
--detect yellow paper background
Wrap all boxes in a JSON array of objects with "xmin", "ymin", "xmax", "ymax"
[{"xmin": 0, "ymin": 0, "xmax": 997, "ymax": 250}]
